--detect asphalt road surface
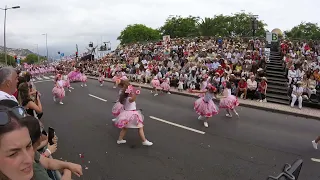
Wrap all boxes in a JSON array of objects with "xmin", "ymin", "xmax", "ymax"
[{"xmin": 34, "ymin": 77, "xmax": 320, "ymax": 180}]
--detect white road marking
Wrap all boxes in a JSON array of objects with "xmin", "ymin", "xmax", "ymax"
[
  {"xmin": 70, "ymin": 87, "xmax": 74, "ymax": 89},
  {"xmin": 311, "ymin": 158, "xmax": 320, "ymax": 163},
  {"xmin": 50, "ymin": 76, "xmax": 55, "ymax": 78},
  {"xmin": 34, "ymin": 79, "xmax": 54, "ymax": 83},
  {"xmin": 36, "ymin": 77, "xmax": 43, "ymax": 80},
  {"xmin": 88, "ymin": 94, "xmax": 107, "ymax": 102},
  {"xmin": 149, "ymin": 116, "xmax": 205, "ymax": 135},
  {"xmin": 43, "ymin": 76, "xmax": 50, "ymax": 79}
]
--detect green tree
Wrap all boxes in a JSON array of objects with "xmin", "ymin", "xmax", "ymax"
[
  {"xmin": 198, "ymin": 12, "xmax": 267, "ymax": 38},
  {"xmin": 117, "ymin": 24, "xmax": 161, "ymax": 45},
  {"xmin": 284, "ymin": 22, "xmax": 320, "ymax": 40},
  {"xmin": 230, "ymin": 12, "xmax": 266, "ymax": 37},
  {"xmin": 0, "ymin": 53, "xmax": 16, "ymax": 66},
  {"xmin": 24, "ymin": 54, "xmax": 40, "ymax": 64},
  {"xmin": 160, "ymin": 15, "xmax": 200, "ymax": 38}
]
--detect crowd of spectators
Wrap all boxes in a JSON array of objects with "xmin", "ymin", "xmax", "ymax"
[
  {"xmin": 281, "ymin": 40, "xmax": 320, "ymax": 108},
  {"xmin": 63, "ymin": 37, "xmax": 270, "ymax": 102},
  {"xmin": 0, "ymin": 66, "xmax": 83, "ymax": 180}
]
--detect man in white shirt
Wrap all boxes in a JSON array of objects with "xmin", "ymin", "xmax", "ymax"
[
  {"xmin": 0, "ymin": 67, "xmax": 18, "ymax": 102},
  {"xmin": 246, "ymin": 75, "xmax": 258, "ymax": 100}
]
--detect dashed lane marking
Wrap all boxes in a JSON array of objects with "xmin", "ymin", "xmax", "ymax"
[
  {"xmin": 149, "ymin": 116, "xmax": 205, "ymax": 135},
  {"xmin": 88, "ymin": 94, "xmax": 107, "ymax": 102},
  {"xmin": 311, "ymin": 158, "xmax": 320, "ymax": 163}
]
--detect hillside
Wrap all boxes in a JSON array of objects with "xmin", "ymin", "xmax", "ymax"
[{"xmin": 0, "ymin": 46, "xmax": 34, "ymax": 58}]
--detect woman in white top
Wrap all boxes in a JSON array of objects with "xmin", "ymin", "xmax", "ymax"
[
  {"xmin": 287, "ymin": 66, "xmax": 296, "ymax": 86},
  {"xmin": 290, "ymin": 81, "xmax": 304, "ymax": 109},
  {"xmin": 307, "ymin": 74, "xmax": 317, "ymax": 98}
]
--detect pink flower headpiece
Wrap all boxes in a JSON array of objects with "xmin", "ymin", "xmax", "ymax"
[{"xmin": 125, "ymin": 85, "xmax": 140, "ymax": 95}]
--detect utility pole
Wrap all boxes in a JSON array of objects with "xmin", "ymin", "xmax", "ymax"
[{"xmin": 1, "ymin": 5, "xmax": 21, "ymax": 65}]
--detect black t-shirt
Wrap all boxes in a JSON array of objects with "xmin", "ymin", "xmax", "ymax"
[
  {"xmin": 22, "ymin": 99, "xmax": 34, "ymax": 116},
  {"xmin": 22, "ymin": 99, "xmax": 43, "ymax": 119}
]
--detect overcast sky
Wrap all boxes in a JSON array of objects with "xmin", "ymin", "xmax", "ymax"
[{"xmin": 0, "ymin": 0, "xmax": 319, "ymax": 57}]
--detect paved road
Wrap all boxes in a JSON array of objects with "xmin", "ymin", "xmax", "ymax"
[{"xmin": 35, "ymin": 78, "xmax": 320, "ymax": 180}]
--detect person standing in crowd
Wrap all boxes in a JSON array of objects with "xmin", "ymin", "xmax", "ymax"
[
  {"xmin": 21, "ymin": 116, "xmax": 83, "ymax": 180},
  {"xmin": 114, "ymin": 84, "xmax": 153, "ymax": 146},
  {"xmin": 191, "ymin": 84, "xmax": 219, "ymax": 128},
  {"xmin": 219, "ymin": 81, "xmax": 240, "ymax": 118},
  {"xmin": 18, "ymin": 83, "xmax": 43, "ymax": 119},
  {"xmin": 0, "ymin": 67, "xmax": 18, "ymax": 102}
]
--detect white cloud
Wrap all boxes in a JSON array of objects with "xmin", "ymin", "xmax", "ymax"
[{"xmin": 0, "ymin": 0, "xmax": 319, "ymax": 57}]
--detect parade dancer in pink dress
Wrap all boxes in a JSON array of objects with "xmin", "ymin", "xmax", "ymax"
[
  {"xmin": 98, "ymin": 70, "xmax": 105, "ymax": 87},
  {"xmin": 160, "ymin": 76, "xmax": 171, "ymax": 94},
  {"xmin": 219, "ymin": 82, "xmax": 239, "ymax": 118},
  {"xmin": 151, "ymin": 76, "xmax": 161, "ymax": 96},
  {"xmin": 114, "ymin": 84, "xmax": 153, "ymax": 146},
  {"xmin": 80, "ymin": 69, "xmax": 87, "ymax": 87},
  {"xmin": 190, "ymin": 84, "xmax": 219, "ymax": 128},
  {"xmin": 111, "ymin": 76, "xmax": 129, "ymax": 121},
  {"xmin": 62, "ymin": 72, "xmax": 72, "ymax": 92},
  {"xmin": 52, "ymin": 74, "xmax": 66, "ymax": 105}
]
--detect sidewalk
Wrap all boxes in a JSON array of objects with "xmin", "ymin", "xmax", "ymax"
[{"xmin": 88, "ymin": 76, "xmax": 320, "ymax": 120}]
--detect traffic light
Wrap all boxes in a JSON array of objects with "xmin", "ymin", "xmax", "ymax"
[{"xmin": 76, "ymin": 52, "xmax": 78, "ymax": 58}]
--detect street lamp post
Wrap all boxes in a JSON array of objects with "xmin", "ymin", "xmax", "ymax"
[
  {"xmin": 251, "ymin": 15, "xmax": 259, "ymax": 50},
  {"xmin": 1, "ymin": 5, "xmax": 20, "ymax": 66},
  {"xmin": 42, "ymin": 33, "xmax": 48, "ymax": 62}
]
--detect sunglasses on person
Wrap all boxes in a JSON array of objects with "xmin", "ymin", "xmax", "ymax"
[{"xmin": 0, "ymin": 106, "xmax": 27, "ymax": 126}]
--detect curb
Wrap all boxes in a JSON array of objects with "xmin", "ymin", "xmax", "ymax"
[{"xmin": 88, "ymin": 76, "xmax": 320, "ymax": 120}]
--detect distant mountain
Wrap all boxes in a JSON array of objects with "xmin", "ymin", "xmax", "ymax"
[{"xmin": 0, "ymin": 46, "xmax": 34, "ymax": 58}]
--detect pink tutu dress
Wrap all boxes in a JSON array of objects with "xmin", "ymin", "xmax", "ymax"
[
  {"xmin": 194, "ymin": 92, "xmax": 219, "ymax": 117},
  {"xmin": 160, "ymin": 78, "xmax": 171, "ymax": 91},
  {"xmin": 52, "ymin": 80, "xmax": 65, "ymax": 99},
  {"xmin": 112, "ymin": 90, "xmax": 124, "ymax": 117},
  {"xmin": 68, "ymin": 71, "xmax": 81, "ymax": 82},
  {"xmin": 98, "ymin": 73, "xmax": 105, "ymax": 82},
  {"xmin": 114, "ymin": 98, "xmax": 144, "ymax": 129},
  {"xmin": 112, "ymin": 74, "xmax": 121, "ymax": 84},
  {"xmin": 62, "ymin": 75, "xmax": 70, "ymax": 88},
  {"xmin": 81, "ymin": 74, "xmax": 87, "ymax": 82},
  {"xmin": 151, "ymin": 77, "xmax": 161, "ymax": 89},
  {"xmin": 219, "ymin": 89, "xmax": 239, "ymax": 109}
]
